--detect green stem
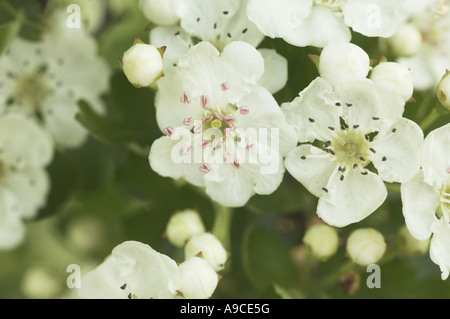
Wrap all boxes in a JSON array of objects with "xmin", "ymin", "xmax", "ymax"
[
  {"xmin": 419, "ymin": 107, "xmax": 441, "ymax": 131},
  {"xmin": 212, "ymin": 202, "xmax": 233, "ymax": 251}
]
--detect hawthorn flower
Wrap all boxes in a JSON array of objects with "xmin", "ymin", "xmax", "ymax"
[
  {"xmin": 78, "ymin": 241, "xmax": 220, "ymax": 299},
  {"xmin": 185, "ymin": 233, "xmax": 228, "ymax": 271},
  {"xmin": 282, "ymin": 41, "xmax": 423, "ymax": 227},
  {"xmin": 0, "ymin": 114, "xmax": 53, "ymax": 250},
  {"xmin": 388, "ymin": 0, "xmax": 450, "ymax": 90},
  {"xmin": 165, "ymin": 209, "xmax": 206, "ymax": 248},
  {"xmin": 0, "ymin": 12, "xmax": 110, "ymax": 148},
  {"xmin": 149, "ymin": 41, "xmax": 296, "ymax": 207},
  {"xmin": 401, "ymin": 123, "xmax": 450, "ymax": 280},
  {"xmin": 346, "ymin": 228, "xmax": 386, "ymax": 266},
  {"xmin": 247, "ymin": 0, "xmax": 405, "ymax": 48},
  {"xmin": 148, "ymin": 0, "xmax": 287, "ymax": 94}
]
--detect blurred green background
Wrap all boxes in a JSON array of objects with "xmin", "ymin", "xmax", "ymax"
[{"xmin": 1, "ymin": 0, "xmax": 450, "ymax": 299}]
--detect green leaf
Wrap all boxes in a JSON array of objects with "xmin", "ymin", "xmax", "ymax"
[
  {"xmin": 0, "ymin": 10, "xmax": 23, "ymax": 55},
  {"xmin": 242, "ymin": 223, "xmax": 298, "ymax": 291}
]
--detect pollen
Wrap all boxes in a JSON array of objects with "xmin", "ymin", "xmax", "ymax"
[{"xmin": 331, "ymin": 129, "xmax": 371, "ymax": 168}]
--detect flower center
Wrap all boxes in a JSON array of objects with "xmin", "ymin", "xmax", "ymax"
[
  {"xmin": 314, "ymin": 0, "xmax": 344, "ymax": 9},
  {"xmin": 13, "ymin": 72, "xmax": 50, "ymax": 115},
  {"xmin": 440, "ymin": 178, "xmax": 450, "ymax": 217},
  {"xmin": 331, "ymin": 129, "xmax": 371, "ymax": 168}
]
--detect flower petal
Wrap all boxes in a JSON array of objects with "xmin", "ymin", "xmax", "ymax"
[
  {"xmin": 112, "ymin": 241, "xmax": 181, "ymax": 298},
  {"xmin": 421, "ymin": 123, "xmax": 450, "ymax": 189},
  {"xmin": 285, "ymin": 144, "xmax": 335, "ymax": 198},
  {"xmin": 371, "ymin": 118, "xmax": 423, "ymax": 183},
  {"xmin": 257, "ymin": 48, "xmax": 288, "ymax": 94},
  {"xmin": 317, "ymin": 169, "xmax": 387, "ymax": 227},
  {"xmin": 430, "ymin": 219, "xmax": 450, "ymax": 280},
  {"xmin": 342, "ymin": 0, "xmax": 404, "ymax": 38},
  {"xmin": 247, "ymin": 0, "xmax": 313, "ymax": 39},
  {"xmin": 0, "ymin": 188, "xmax": 24, "ymax": 250},
  {"xmin": 284, "ymin": 6, "xmax": 351, "ymax": 48},
  {"xmin": 150, "ymin": 26, "xmax": 192, "ymax": 70},
  {"xmin": 370, "ymin": 62, "xmax": 414, "ymax": 102},
  {"xmin": 281, "ymin": 77, "xmax": 340, "ymax": 143},
  {"xmin": 149, "ymin": 132, "xmax": 206, "ymax": 188},
  {"xmin": 401, "ymin": 170, "xmax": 440, "ymax": 241}
]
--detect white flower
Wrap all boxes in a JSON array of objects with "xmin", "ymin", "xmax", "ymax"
[
  {"xmin": 247, "ymin": 0, "xmax": 405, "ymax": 48},
  {"xmin": 165, "ymin": 209, "xmax": 206, "ymax": 248},
  {"xmin": 121, "ymin": 39, "xmax": 164, "ymax": 88},
  {"xmin": 185, "ymin": 233, "xmax": 228, "ymax": 271},
  {"xmin": 389, "ymin": 0, "xmax": 450, "ymax": 90},
  {"xmin": 139, "ymin": 0, "xmax": 180, "ymax": 26},
  {"xmin": 346, "ymin": 228, "xmax": 386, "ymax": 266},
  {"xmin": 178, "ymin": 257, "xmax": 219, "ymax": 299},
  {"xmin": 0, "ymin": 114, "xmax": 53, "ymax": 250},
  {"xmin": 0, "ymin": 11, "xmax": 110, "ymax": 148},
  {"xmin": 149, "ymin": 0, "xmax": 287, "ymax": 94},
  {"xmin": 303, "ymin": 224, "xmax": 339, "ymax": 261},
  {"xmin": 149, "ymin": 41, "xmax": 296, "ymax": 207},
  {"xmin": 78, "ymin": 241, "xmax": 182, "ymax": 299},
  {"xmin": 401, "ymin": 123, "xmax": 450, "ymax": 280},
  {"xmin": 282, "ymin": 42, "xmax": 422, "ymax": 227}
]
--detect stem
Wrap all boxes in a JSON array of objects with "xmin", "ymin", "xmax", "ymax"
[
  {"xmin": 212, "ymin": 202, "xmax": 233, "ymax": 250},
  {"xmin": 419, "ymin": 107, "xmax": 440, "ymax": 131}
]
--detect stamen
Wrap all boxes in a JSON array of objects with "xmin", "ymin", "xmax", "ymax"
[
  {"xmin": 340, "ymin": 175, "xmax": 344, "ymax": 181},
  {"xmin": 202, "ymin": 115, "xmax": 213, "ymax": 122},
  {"xmin": 232, "ymin": 161, "xmax": 242, "ymax": 168},
  {"xmin": 353, "ymin": 164, "xmax": 358, "ymax": 169},
  {"xmin": 246, "ymin": 143, "xmax": 256, "ymax": 151},
  {"xmin": 346, "ymin": 103, "xmax": 352, "ymax": 107},
  {"xmin": 227, "ymin": 33, "xmax": 232, "ymax": 38},
  {"xmin": 242, "ymin": 28, "xmax": 248, "ymax": 33},
  {"xmin": 193, "ymin": 123, "xmax": 203, "ymax": 133},
  {"xmin": 200, "ymin": 95, "xmax": 209, "ymax": 108},
  {"xmin": 223, "ymin": 11, "xmax": 229, "ymax": 15},
  {"xmin": 199, "ymin": 163, "xmax": 211, "ymax": 173},
  {"xmin": 322, "ymin": 187, "xmax": 329, "ymax": 193},
  {"xmin": 328, "ymin": 126, "xmax": 335, "ymax": 131},
  {"xmin": 183, "ymin": 116, "xmax": 193, "ymax": 126},
  {"xmin": 335, "ymin": 102, "xmax": 341, "ymax": 106},
  {"xmin": 446, "ymin": 166, "xmax": 450, "ymax": 174},
  {"xmin": 353, "ymin": 125, "xmax": 359, "ymax": 129},
  {"xmin": 359, "ymin": 156, "xmax": 365, "ymax": 162},
  {"xmin": 201, "ymin": 140, "xmax": 209, "ymax": 148},
  {"xmin": 163, "ymin": 127, "xmax": 174, "ymax": 136},
  {"xmin": 120, "ymin": 284, "xmax": 127, "ymax": 290},
  {"xmin": 372, "ymin": 117, "xmax": 380, "ymax": 121},
  {"xmin": 180, "ymin": 91, "xmax": 191, "ymax": 104},
  {"xmin": 370, "ymin": 148, "xmax": 376, "ymax": 153},
  {"xmin": 392, "ymin": 128, "xmax": 397, "ymax": 133},
  {"xmin": 382, "ymin": 156, "xmax": 387, "ymax": 162},
  {"xmin": 183, "ymin": 145, "xmax": 192, "ymax": 155},
  {"xmin": 220, "ymin": 82, "xmax": 230, "ymax": 91},
  {"xmin": 301, "ymin": 156, "xmax": 306, "ymax": 160},
  {"xmin": 361, "ymin": 171, "xmax": 368, "ymax": 175},
  {"xmin": 309, "ymin": 118, "xmax": 315, "ymax": 123},
  {"xmin": 239, "ymin": 106, "xmax": 249, "ymax": 115}
]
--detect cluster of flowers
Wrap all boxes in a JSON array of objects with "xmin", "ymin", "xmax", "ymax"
[{"xmin": 0, "ymin": 11, "xmax": 110, "ymax": 250}]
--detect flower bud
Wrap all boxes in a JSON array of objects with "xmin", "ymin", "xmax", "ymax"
[
  {"xmin": 21, "ymin": 266, "xmax": 62, "ymax": 299},
  {"xmin": 121, "ymin": 39, "xmax": 164, "ymax": 88},
  {"xmin": 303, "ymin": 224, "xmax": 339, "ymax": 261},
  {"xmin": 370, "ymin": 62, "xmax": 414, "ymax": 102},
  {"xmin": 178, "ymin": 257, "xmax": 219, "ymax": 299},
  {"xmin": 185, "ymin": 233, "xmax": 227, "ymax": 271},
  {"xmin": 166, "ymin": 209, "xmax": 205, "ymax": 248},
  {"xmin": 437, "ymin": 70, "xmax": 450, "ymax": 111},
  {"xmin": 346, "ymin": 228, "xmax": 386, "ymax": 266},
  {"xmin": 139, "ymin": 0, "xmax": 180, "ymax": 26},
  {"xmin": 387, "ymin": 23, "xmax": 422, "ymax": 57},
  {"xmin": 396, "ymin": 225, "xmax": 430, "ymax": 257}
]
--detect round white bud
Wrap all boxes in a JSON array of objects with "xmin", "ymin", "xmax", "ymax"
[
  {"xmin": 437, "ymin": 71, "xmax": 450, "ymax": 111},
  {"xmin": 122, "ymin": 41, "xmax": 164, "ymax": 88},
  {"xmin": 21, "ymin": 266, "xmax": 62, "ymax": 299},
  {"xmin": 139, "ymin": 0, "xmax": 180, "ymax": 26},
  {"xmin": 387, "ymin": 23, "xmax": 422, "ymax": 57},
  {"xmin": 303, "ymin": 224, "xmax": 339, "ymax": 261},
  {"xmin": 166, "ymin": 209, "xmax": 205, "ymax": 248},
  {"xmin": 396, "ymin": 225, "xmax": 430, "ymax": 257},
  {"xmin": 185, "ymin": 233, "xmax": 227, "ymax": 271},
  {"xmin": 370, "ymin": 61, "xmax": 414, "ymax": 102},
  {"xmin": 178, "ymin": 257, "xmax": 219, "ymax": 299},
  {"xmin": 346, "ymin": 228, "xmax": 386, "ymax": 266}
]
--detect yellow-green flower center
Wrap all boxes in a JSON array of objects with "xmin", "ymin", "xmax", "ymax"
[
  {"xmin": 440, "ymin": 179, "xmax": 450, "ymax": 217},
  {"xmin": 13, "ymin": 73, "xmax": 50, "ymax": 114},
  {"xmin": 331, "ymin": 129, "xmax": 371, "ymax": 168}
]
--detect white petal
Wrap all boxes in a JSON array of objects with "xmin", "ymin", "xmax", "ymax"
[
  {"xmin": 401, "ymin": 170, "xmax": 440, "ymax": 241},
  {"xmin": 421, "ymin": 123, "xmax": 450, "ymax": 188},
  {"xmin": 0, "ymin": 114, "xmax": 53, "ymax": 167},
  {"xmin": 397, "ymin": 55, "xmax": 436, "ymax": 91},
  {"xmin": 342, "ymin": 0, "xmax": 403, "ymax": 38},
  {"xmin": 7, "ymin": 168, "xmax": 50, "ymax": 220},
  {"xmin": 178, "ymin": 257, "xmax": 218, "ymax": 299},
  {"xmin": 112, "ymin": 241, "xmax": 181, "ymax": 298},
  {"xmin": 184, "ymin": 233, "xmax": 227, "ymax": 271},
  {"xmin": 43, "ymin": 96, "xmax": 88, "ymax": 148},
  {"xmin": 284, "ymin": 6, "xmax": 351, "ymax": 48},
  {"xmin": 317, "ymin": 169, "xmax": 387, "ymax": 227},
  {"xmin": 319, "ymin": 41, "xmax": 370, "ymax": 87},
  {"xmin": 149, "ymin": 132, "xmax": 206, "ymax": 188},
  {"xmin": 0, "ymin": 188, "xmax": 24, "ymax": 250},
  {"xmin": 139, "ymin": 0, "xmax": 180, "ymax": 25},
  {"xmin": 150, "ymin": 26, "xmax": 192, "ymax": 70},
  {"xmin": 78, "ymin": 256, "xmax": 129, "ymax": 299},
  {"xmin": 371, "ymin": 118, "xmax": 423, "ymax": 183},
  {"xmin": 285, "ymin": 144, "xmax": 335, "ymax": 198},
  {"xmin": 257, "ymin": 48, "xmax": 288, "ymax": 94},
  {"xmin": 281, "ymin": 77, "xmax": 340, "ymax": 143},
  {"xmin": 430, "ymin": 219, "xmax": 450, "ymax": 280},
  {"xmin": 247, "ymin": 0, "xmax": 313, "ymax": 39},
  {"xmin": 370, "ymin": 62, "xmax": 414, "ymax": 102},
  {"xmin": 237, "ymin": 86, "xmax": 297, "ymax": 156}
]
